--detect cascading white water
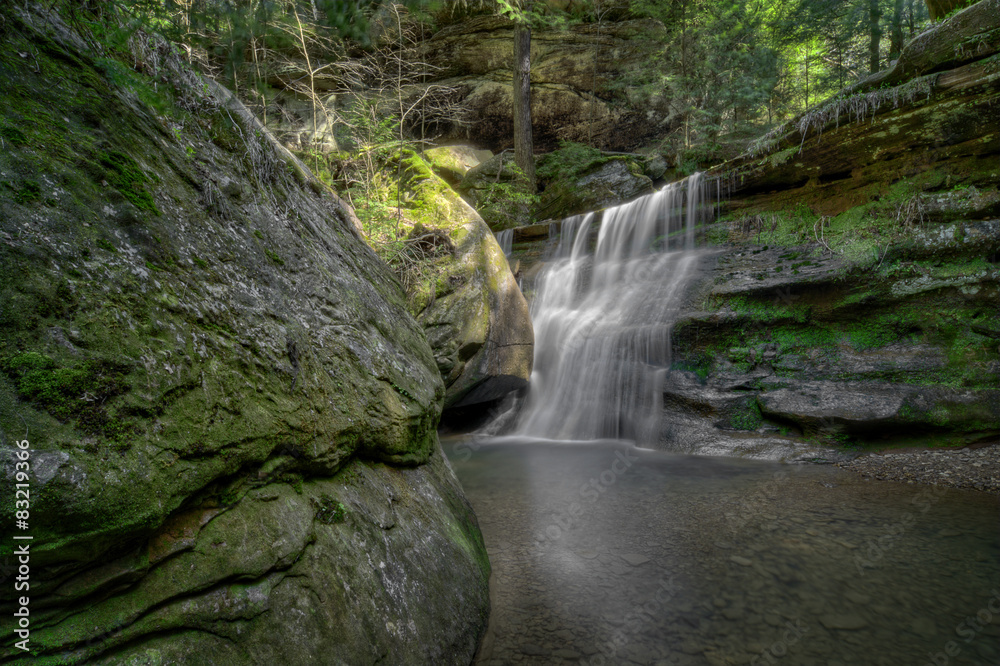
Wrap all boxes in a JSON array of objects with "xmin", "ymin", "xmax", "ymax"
[
  {"xmin": 511, "ymin": 174, "xmax": 714, "ymax": 443},
  {"xmin": 496, "ymin": 228, "xmax": 514, "ymax": 256}
]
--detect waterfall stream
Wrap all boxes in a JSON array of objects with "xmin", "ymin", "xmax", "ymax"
[
  {"xmin": 495, "ymin": 228, "xmax": 513, "ymax": 256},
  {"xmin": 510, "ymin": 174, "xmax": 714, "ymax": 444}
]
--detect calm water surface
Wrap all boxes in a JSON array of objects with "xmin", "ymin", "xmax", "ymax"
[{"xmin": 445, "ymin": 437, "xmax": 1000, "ymax": 666}]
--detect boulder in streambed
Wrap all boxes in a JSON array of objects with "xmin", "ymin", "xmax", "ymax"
[{"xmin": 0, "ymin": 5, "xmax": 488, "ymax": 663}]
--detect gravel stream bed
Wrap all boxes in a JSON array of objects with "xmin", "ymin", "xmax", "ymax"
[{"xmin": 838, "ymin": 443, "xmax": 1000, "ymax": 494}]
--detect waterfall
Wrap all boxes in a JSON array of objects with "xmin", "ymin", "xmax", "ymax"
[
  {"xmin": 510, "ymin": 174, "xmax": 714, "ymax": 444},
  {"xmin": 496, "ymin": 228, "xmax": 513, "ymax": 256}
]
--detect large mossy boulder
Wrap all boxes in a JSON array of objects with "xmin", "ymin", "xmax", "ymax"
[
  {"xmin": 397, "ymin": 152, "xmax": 534, "ymax": 413},
  {"xmin": 424, "ymin": 144, "xmax": 494, "ymax": 187},
  {"xmin": 0, "ymin": 5, "xmax": 488, "ymax": 663}
]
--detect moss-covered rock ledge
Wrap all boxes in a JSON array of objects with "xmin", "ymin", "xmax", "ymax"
[{"xmin": 0, "ymin": 4, "xmax": 488, "ymax": 663}]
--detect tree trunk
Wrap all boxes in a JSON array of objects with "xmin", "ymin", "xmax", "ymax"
[
  {"xmin": 513, "ymin": 11, "xmax": 536, "ymax": 193},
  {"xmin": 924, "ymin": 0, "xmax": 971, "ymax": 20},
  {"xmin": 890, "ymin": 0, "xmax": 905, "ymax": 61},
  {"xmin": 681, "ymin": 0, "xmax": 689, "ymax": 149},
  {"xmin": 588, "ymin": 0, "xmax": 602, "ymax": 148},
  {"xmin": 869, "ymin": 0, "xmax": 882, "ymax": 74},
  {"xmin": 804, "ymin": 45, "xmax": 810, "ymax": 109}
]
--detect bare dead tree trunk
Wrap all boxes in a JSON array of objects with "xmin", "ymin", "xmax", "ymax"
[
  {"xmin": 395, "ymin": 3, "xmax": 404, "ymax": 233},
  {"xmin": 293, "ymin": 6, "xmax": 318, "ymax": 160},
  {"xmin": 513, "ymin": 4, "xmax": 536, "ymax": 194},
  {"xmin": 681, "ymin": 0, "xmax": 689, "ymax": 149}
]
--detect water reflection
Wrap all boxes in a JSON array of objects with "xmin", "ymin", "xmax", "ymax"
[{"xmin": 446, "ymin": 438, "xmax": 1000, "ymax": 666}]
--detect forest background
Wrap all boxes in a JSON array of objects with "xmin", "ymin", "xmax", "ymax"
[{"xmin": 53, "ymin": 0, "xmax": 962, "ymax": 248}]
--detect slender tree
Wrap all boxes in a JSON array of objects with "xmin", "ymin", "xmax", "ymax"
[
  {"xmin": 868, "ymin": 0, "xmax": 882, "ymax": 73},
  {"xmin": 511, "ymin": 0, "xmax": 536, "ymax": 193},
  {"xmin": 587, "ymin": 0, "xmax": 611, "ymax": 148},
  {"xmin": 889, "ymin": 0, "xmax": 905, "ymax": 61}
]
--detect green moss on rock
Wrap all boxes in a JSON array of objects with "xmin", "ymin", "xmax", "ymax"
[{"xmin": 0, "ymin": 7, "xmax": 487, "ymax": 664}]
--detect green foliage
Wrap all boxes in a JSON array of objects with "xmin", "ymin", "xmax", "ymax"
[
  {"xmin": 475, "ymin": 163, "xmax": 540, "ymax": 231},
  {"xmin": 96, "ymin": 238, "xmax": 118, "ymax": 253},
  {"xmin": 265, "ymin": 248, "xmax": 285, "ymax": 266},
  {"xmin": 496, "ymin": 0, "xmax": 573, "ymax": 30},
  {"xmin": 98, "ymin": 149, "xmax": 160, "ymax": 214},
  {"xmin": 320, "ymin": 104, "xmax": 408, "ymax": 247},
  {"xmin": 312, "ymin": 494, "xmax": 348, "ymax": 524},
  {"xmin": 3, "ymin": 179, "xmax": 42, "ymax": 204},
  {"xmin": 671, "ymin": 357, "xmax": 711, "ymax": 383},
  {"xmin": 624, "ymin": 0, "xmax": 932, "ymax": 165},
  {"xmin": 730, "ymin": 399, "xmax": 763, "ymax": 431},
  {"xmin": 724, "ymin": 295, "xmax": 810, "ymax": 324},
  {"xmin": 344, "ymin": 165, "xmax": 403, "ymax": 247},
  {"xmin": 628, "ymin": 0, "xmax": 780, "ymax": 157},
  {"xmin": 536, "ymin": 141, "xmax": 607, "ymax": 182},
  {"xmin": 0, "ymin": 352, "xmax": 136, "ymax": 443},
  {"xmin": 0, "ymin": 124, "xmax": 27, "ymax": 146}
]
